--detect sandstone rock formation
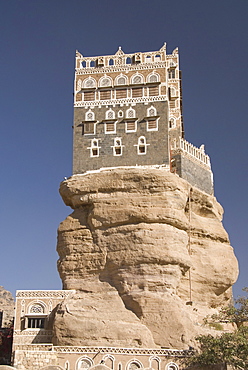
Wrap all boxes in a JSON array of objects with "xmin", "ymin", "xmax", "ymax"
[
  {"xmin": 0, "ymin": 286, "xmax": 14, "ymax": 327},
  {"xmin": 54, "ymin": 168, "xmax": 238, "ymax": 349}
]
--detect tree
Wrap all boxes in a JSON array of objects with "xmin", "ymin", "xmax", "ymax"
[{"xmin": 185, "ymin": 288, "xmax": 248, "ymax": 369}]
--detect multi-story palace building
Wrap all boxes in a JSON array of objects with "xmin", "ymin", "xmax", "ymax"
[
  {"xmin": 73, "ymin": 44, "xmax": 213, "ymax": 194},
  {"xmin": 12, "ymin": 44, "xmax": 210, "ymax": 370}
]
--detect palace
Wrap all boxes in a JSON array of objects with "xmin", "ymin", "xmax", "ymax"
[
  {"xmin": 11, "ymin": 44, "xmax": 216, "ymax": 370},
  {"xmin": 73, "ymin": 44, "xmax": 213, "ymax": 194}
]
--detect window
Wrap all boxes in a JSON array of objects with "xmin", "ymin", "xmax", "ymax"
[
  {"xmin": 147, "ymin": 73, "xmax": 160, "ymax": 83},
  {"xmin": 155, "ymin": 54, "xmax": 161, "ymax": 61},
  {"xmin": 131, "ymin": 74, "xmax": 144, "ymax": 85},
  {"xmin": 116, "ymin": 89, "xmax": 127, "ymax": 99},
  {"xmin": 81, "ymin": 61, "xmax": 86, "ymax": 68},
  {"xmin": 148, "ymin": 86, "xmax": 159, "ymax": 96},
  {"xmin": 85, "ymin": 110, "xmax": 95, "ymax": 121},
  {"xmin": 84, "ymin": 123, "xmax": 95, "ymax": 135},
  {"xmin": 84, "ymin": 91, "xmax": 95, "ymax": 101},
  {"xmin": 89, "ymin": 139, "xmax": 100, "ymax": 157},
  {"xmin": 83, "ymin": 77, "xmax": 96, "ymax": 88},
  {"xmin": 118, "ymin": 110, "xmax": 123, "ymax": 118},
  {"xmin": 136, "ymin": 136, "xmax": 148, "ymax": 155},
  {"xmin": 109, "ymin": 59, "xmax": 114, "ymax": 66},
  {"xmin": 168, "ymin": 69, "xmax": 176, "ymax": 79},
  {"xmin": 99, "ymin": 76, "xmax": 112, "ymax": 87},
  {"xmin": 147, "ymin": 119, "xmax": 158, "ymax": 130},
  {"xmin": 169, "ymin": 117, "xmax": 176, "ymax": 129},
  {"xmin": 27, "ymin": 317, "xmax": 45, "ymax": 329},
  {"xmin": 105, "ymin": 122, "xmax": 116, "ymax": 134},
  {"xmin": 126, "ymin": 120, "xmax": 136, "ymax": 132},
  {"xmin": 132, "ymin": 87, "xmax": 143, "ymax": 97},
  {"xmin": 126, "ymin": 57, "xmax": 132, "ymax": 64},
  {"xmin": 169, "ymin": 87, "xmax": 177, "ymax": 98},
  {"xmin": 127, "ymin": 361, "xmax": 142, "ymax": 370},
  {"xmin": 77, "ymin": 358, "xmax": 93, "ymax": 370},
  {"xmin": 145, "ymin": 55, "xmax": 152, "ymax": 63},
  {"xmin": 106, "ymin": 109, "xmax": 115, "ymax": 120},
  {"xmin": 90, "ymin": 60, "xmax": 95, "ymax": 67},
  {"xmin": 115, "ymin": 75, "xmax": 127, "ymax": 85},
  {"xmin": 167, "ymin": 363, "xmax": 178, "ymax": 370},
  {"xmin": 147, "ymin": 106, "xmax": 157, "ymax": 117},
  {"xmin": 113, "ymin": 138, "xmax": 123, "ymax": 156},
  {"xmin": 169, "ymin": 100, "xmax": 177, "ymax": 109},
  {"xmin": 100, "ymin": 90, "xmax": 111, "ymax": 100},
  {"xmin": 126, "ymin": 107, "xmax": 136, "ymax": 118}
]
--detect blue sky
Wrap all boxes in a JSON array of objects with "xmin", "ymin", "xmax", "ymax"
[{"xmin": 0, "ymin": 0, "xmax": 247, "ymax": 298}]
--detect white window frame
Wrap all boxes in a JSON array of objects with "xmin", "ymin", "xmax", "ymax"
[
  {"xmin": 88, "ymin": 139, "xmax": 100, "ymax": 157},
  {"xmin": 99, "ymin": 75, "xmax": 113, "ymax": 87},
  {"xmin": 147, "ymin": 72, "xmax": 160, "ymax": 83},
  {"xmin": 105, "ymin": 108, "xmax": 115, "ymax": 120},
  {"xmin": 112, "ymin": 137, "xmax": 123, "ymax": 156},
  {"xmin": 135, "ymin": 136, "xmax": 149, "ymax": 155},
  {"xmin": 146, "ymin": 117, "xmax": 159, "ymax": 132},
  {"xmin": 131, "ymin": 73, "xmax": 144, "ymax": 85},
  {"xmin": 125, "ymin": 120, "xmax": 137, "ymax": 133},
  {"xmin": 83, "ymin": 77, "xmax": 96, "ymax": 88},
  {"xmin": 104, "ymin": 121, "xmax": 117, "ymax": 134}
]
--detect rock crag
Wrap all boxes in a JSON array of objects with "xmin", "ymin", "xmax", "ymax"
[
  {"xmin": 54, "ymin": 168, "xmax": 238, "ymax": 349},
  {"xmin": 0, "ymin": 286, "xmax": 14, "ymax": 327}
]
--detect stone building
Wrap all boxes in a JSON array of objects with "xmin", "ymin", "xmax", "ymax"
[
  {"xmin": 73, "ymin": 44, "xmax": 212, "ymax": 194},
  {"xmin": 11, "ymin": 45, "xmax": 238, "ymax": 369}
]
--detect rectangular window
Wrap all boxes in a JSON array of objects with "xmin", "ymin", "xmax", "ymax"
[
  {"xmin": 148, "ymin": 86, "xmax": 159, "ymax": 96},
  {"xmin": 126, "ymin": 120, "xmax": 136, "ymax": 132},
  {"xmin": 105, "ymin": 122, "xmax": 116, "ymax": 133},
  {"xmin": 168, "ymin": 69, "xmax": 176, "ymax": 79},
  {"xmin": 169, "ymin": 100, "xmax": 176, "ymax": 109},
  {"xmin": 84, "ymin": 91, "xmax": 95, "ymax": 101},
  {"xmin": 147, "ymin": 119, "xmax": 158, "ymax": 130},
  {"xmin": 84, "ymin": 123, "xmax": 95, "ymax": 135},
  {"xmin": 100, "ymin": 90, "xmax": 111, "ymax": 100},
  {"xmin": 132, "ymin": 87, "xmax": 143, "ymax": 98},
  {"xmin": 116, "ymin": 89, "xmax": 127, "ymax": 99},
  {"xmin": 28, "ymin": 318, "xmax": 45, "ymax": 329}
]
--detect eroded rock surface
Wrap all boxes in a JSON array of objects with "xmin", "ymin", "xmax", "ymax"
[{"xmin": 54, "ymin": 168, "xmax": 238, "ymax": 349}]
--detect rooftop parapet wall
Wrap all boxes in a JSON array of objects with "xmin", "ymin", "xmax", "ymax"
[
  {"xmin": 75, "ymin": 43, "xmax": 179, "ymax": 71},
  {"xmin": 172, "ymin": 138, "xmax": 211, "ymax": 169}
]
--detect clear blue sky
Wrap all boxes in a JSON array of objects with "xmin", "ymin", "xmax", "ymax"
[{"xmin": 0, "ymin": 0, "xmax": 247, "ymax": 299}]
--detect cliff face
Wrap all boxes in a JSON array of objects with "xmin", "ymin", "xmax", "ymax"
[
  {"xmin": 54, "ymin": 168, "xmax": 238, "ymax": 349},
  {"xmin": 0, "ymin": 286, "xmax": 14, "ymax": 327}
]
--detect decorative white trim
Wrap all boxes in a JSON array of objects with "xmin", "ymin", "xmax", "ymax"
[
  {"xmin": 16, "ymin": 290, "xmax": 75, "ymax": 298},
  {"xmin": 83, "ymin": 77, "xmax": 96, "ymax": 88},
  {"xmin": 87, "ymin": 139, "xmax": 101, "ymax": 157},
  {"xmin": 147, "ymin": 72, "xmax": 160, "ymax": 83},
  {"xmin": 75, "ymin": 95, "xmax": 167, "ymax": 108}
]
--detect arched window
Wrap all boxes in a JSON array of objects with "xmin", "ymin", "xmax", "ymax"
[
  {"xmin": 77, "ymin": 357, "xmax": 93, "ymax": 370},
  {"xmin": 109, "ymin": 59, "xmax": 114, "ymax": 66},
  {"xmin": 127, "ymin": 360, "xmax": 143, "ymax": 370},
  {"xmin": 26, "ymin": 302, "xmax": 46, "ymax": 329},
  {"xmin": 137, "ymin": 136, "xmax": 148, "ymax": 155},
  {"xmin": 147, "ymin": 73, "xmax": 160, "ymax": 83},
  {"xmin": 106, "ymin": 109, "xmax": 115, "ymax": 120},
  {"xmin": 65, "ymin": 361, "xmax": 70, "ymax": 370},
  {"xmin": 99, "ymin": 76, "xmax": 112, "ymax": 87},
  {"xmin": 90, "ymin": 60, "xmax": 95, "ymax": 67},
  {"xmin": 126, "ymin": 57, "xmax": 132, "ymax": 64},
  {"xmin": 155, "ymin": 54, "xmax": 161, "ymax": 61},
  {"xmin": 118, "ymin": 110, "xmax": 124, "ymax": 118},
  {"xmin": 131, "ymin": 73, "xmax": 144, "ymax": 85},
  {"xmin": 166, "ymin": 363, "xmax": 178, "ymax": 370},
  {"xmin": 169, "ymin": 87, "xmax": 177, "ymax": 98},
  {"xmin": 147, "ymin": 106, "xmax": 157, "ymax": 117},
  {"xmin": 88, "ymin": 139, "xmax": 100, "ymax": 157},
  {"xmin": 126, "ymin": 107, "xmax": 136, "ymax": 118},
  {"xmin": 115, "ymin": 74, "xmax": 128, "ymax": 85},
  {"xmin": 149, "ymin": 356, "xmax": 160, "ymax": 370},
  {"xmin": 85, "ymin": 110, "xmax": 95, "ymax": 121},
  {"xmin": 83, "ymin": 77, "xmax": 96, "ymax": 89},
  {"xmin": 113, "ymin": 137, "xmax": 123, "ymax": 156},
  {"xmin": 29, "ymin": 303, "xmax": 45, "ymax": 314},
  {"xmin": 81, "ymin": 61, "xmax": 86, "ymax": 68},
  {"xmin": 145, "ymin": 55, "xmax": 152, "ymax": 63}
]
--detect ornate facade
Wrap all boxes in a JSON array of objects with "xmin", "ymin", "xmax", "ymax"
[{"xmin": 73, "ymin": 44, "xmax": 213, "ymax": 194}]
